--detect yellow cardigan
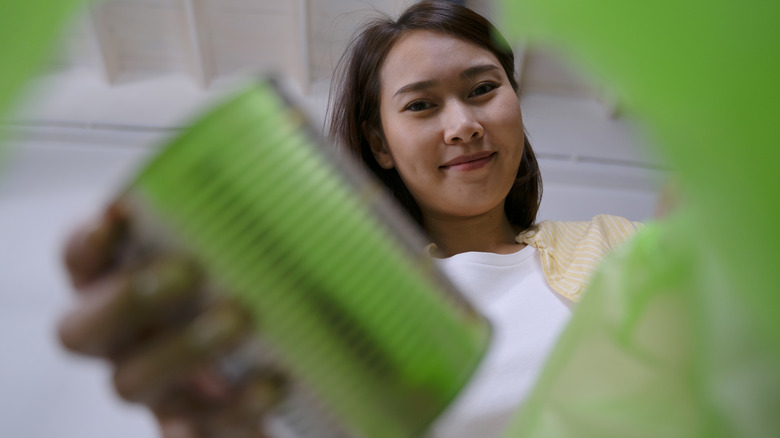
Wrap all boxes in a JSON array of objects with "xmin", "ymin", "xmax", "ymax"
[{"xmin": 518, "ymin": 214, "xmax": 642, "ymax": 302}]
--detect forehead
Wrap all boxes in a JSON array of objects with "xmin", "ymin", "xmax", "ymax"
[{"xmin": 380, "ymin": 30, "xmax": 502, "ymax": 91}]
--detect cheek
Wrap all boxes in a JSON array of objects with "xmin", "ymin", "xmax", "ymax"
[
  {"xmin": 491, "ymin": 102, "xmax": 525, "ymax": 151},
  {"xmin": 494, "ymin": 99, "xmax": 524, "ymax": 132},
  {"xmin": 384, "ymin": 123, "xmax": 439, "ymax": 169}
]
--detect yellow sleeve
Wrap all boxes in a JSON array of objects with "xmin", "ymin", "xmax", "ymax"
[{"xmin": 518, "ymin": 214, "xmax": 642, "ymax": 301}]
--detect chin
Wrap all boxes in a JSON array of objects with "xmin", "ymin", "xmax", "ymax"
[{"xmin": 443, "ymin": 202, "xmax": 506, "ymax": 220}]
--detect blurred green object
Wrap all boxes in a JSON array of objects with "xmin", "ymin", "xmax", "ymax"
[
  {"xmin": 499, "ymin": 0, "xmax": 780, "ymax": 436},
  {"xmin": 505, "ymin": 214, "xmax": 779, "ymax": 437},
  {"xmin": 0, "ymin": 0, "xmax": 88, "ymax": 162},
  {"xmin": 121, "ymin": 78, "xmax": 490, "ymax": 438}
]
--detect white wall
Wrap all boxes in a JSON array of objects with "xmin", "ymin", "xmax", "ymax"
[
  {"xmin": 521, "ymin": 93, "xmax": 665, "ymax": 222},
  {"xmin": 0, "ymin": 140, "xmax": 158, "ymax": 438}
]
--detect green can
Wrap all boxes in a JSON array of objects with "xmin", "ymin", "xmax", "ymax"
[{"xmin": 119, "ymin": 78, "xmax": 491, "ymax": 438}]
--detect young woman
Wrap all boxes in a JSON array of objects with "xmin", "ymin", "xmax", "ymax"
[
  {"xmin": 327, "ymin": 3, "xmax": 639, "ymax": 436},
  {"xmin": 59, "ymin": 2, "xmax": 640, "ymax": 437}
]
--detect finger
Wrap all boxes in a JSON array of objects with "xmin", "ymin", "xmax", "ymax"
[
  {"xmin": 113, "ymin": 303, "xmax": 251, "ymax": 405},
  {"xmin": 194, "ymin": 370, "xmax": 285, "ymax": 438},
  {"xmin": 58, "ymin": 256, "xmax": 200, "ymax": 356},
  {"xmin": 158, "ymin": 416, "xmax": 198, "ymax": 438},
  {"xmin": 153, "ymin": 364, "xmax": 285, "ymax": 423},
  {"xmin": 157, "ymin": 413, "xmax": 270, "ymax": 438},
  {"xmin": 178, "ymin": 367, "xmax": 286, "ymax": 416},
  {"xmin": 230, "ymin": 370, "xmax": 286, "ymax": 420},
  {"xmin": 200, "ymin": 415, "xmax": 271, "ymax": 438},
  {"xmin": 64, "ymin": 203, "xmax": 129, "ymax": 289},
  {"xmin": 153, "ymin": 362, "xmax": 284, "ymax": 438}
]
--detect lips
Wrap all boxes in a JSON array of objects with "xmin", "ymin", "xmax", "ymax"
[{"xmin": 440, "ymin": 151, "xmax": 496, "ymax": 168}]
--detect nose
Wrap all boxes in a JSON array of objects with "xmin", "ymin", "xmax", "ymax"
[{"xmin": 443, "ymin": 101, "xmax": 484, "ymax": 144}]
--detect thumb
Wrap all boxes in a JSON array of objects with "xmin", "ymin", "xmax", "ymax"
[{"xmin": 64, "ymin": 202, "xmax": 129, "ymax": 289}]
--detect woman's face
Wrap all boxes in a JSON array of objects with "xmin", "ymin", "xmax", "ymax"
[{"xmin": 369, "ymin": 30, "xmax": 525, "ymax": 224}]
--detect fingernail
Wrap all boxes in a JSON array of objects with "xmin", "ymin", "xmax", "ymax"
[
  {"xmin": 130, "ymin": 257, "xmax": 200, "ymax": 310},
  {"xmin": 187, "ymin": 305, "xmax": 250, "ymax": 354}
]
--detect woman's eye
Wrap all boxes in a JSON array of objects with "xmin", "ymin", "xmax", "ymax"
[
  {"xmin": 404, "ymin": 101, "xmax": 434, "ymax": 112},
  {"xmin": 470, "ymin": 82, "xmax": 498, "ymax": 97}
]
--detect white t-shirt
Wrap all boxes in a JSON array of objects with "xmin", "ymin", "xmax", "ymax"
[{"xmin": 429, "ymin": 244, "xmax": 573, "ymax": 438}]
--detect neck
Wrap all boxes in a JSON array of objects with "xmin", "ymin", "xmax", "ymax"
[{"xmin": 424, "ymin": 206, "xmax": 524, "ymax": 258}]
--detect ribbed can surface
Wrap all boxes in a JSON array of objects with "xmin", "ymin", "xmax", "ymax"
[{"xmin": 120, "ymin": 78, "xmax": 491, "ymax": 438}]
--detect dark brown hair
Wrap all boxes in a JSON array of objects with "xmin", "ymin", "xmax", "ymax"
[{"xmin": 329, "ymin": 0, "xmax": 542, "ymax": 231}]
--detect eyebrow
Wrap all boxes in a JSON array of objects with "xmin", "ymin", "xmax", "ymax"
[
  {"xmin": 460, "ymin": 64, "xmax": 500, "ymax": 80},
  {"xmin": 392, "ymin": 64, "xmax": 501, "ymax": 97}
]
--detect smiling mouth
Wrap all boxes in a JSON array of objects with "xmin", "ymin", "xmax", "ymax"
[{"xmin": 440, "ymin": 151, "xmax": 496, "ymax": 170}]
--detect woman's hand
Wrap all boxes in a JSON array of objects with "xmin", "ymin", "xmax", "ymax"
[{"xmin": 58, "ymin": 204, "xmax": 284, "ymax": 438}]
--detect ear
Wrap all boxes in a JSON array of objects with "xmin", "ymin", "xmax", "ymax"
[{"xmin": 363, "ymin": 122, "xmax": 395, "ymax": 170}]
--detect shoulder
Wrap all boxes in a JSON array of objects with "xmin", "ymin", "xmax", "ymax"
[
  {"xmin": 518, "ymin": 215, "xmax": 643, "ymax": 301},
  {"xmin": 520, "ymin": 214, "xmax": 642, "ymax": 251}
]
